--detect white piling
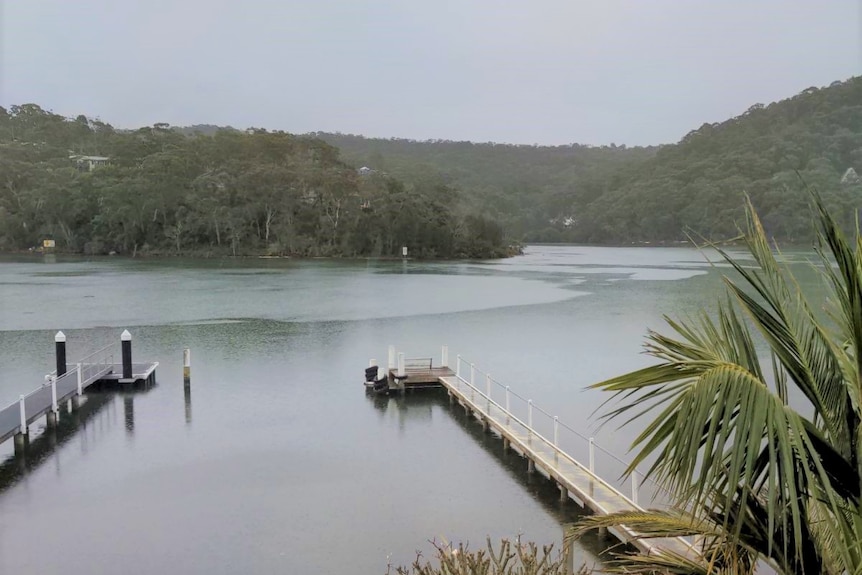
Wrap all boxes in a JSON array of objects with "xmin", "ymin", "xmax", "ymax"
[
  {"xmin": 388, "ymin": 345, "xmax": 396, "ymax": 370},
  {"xmin": 397, "ymin": 353, "xmax": 405, "ymax": 377},
  {"xmin": 441, "ymin": 345, "xmax": 448, "ymax": 368},
  {"xmin": 51, "ymin": 376, "xmax": 58, "ymax": 415},
  {"xmin": 183, "ymin": 348, "xmax": 191, "ymax": 384},
  {"xmin": 18, "ymin": 395, "xmax": 26, "ymax": 435}
]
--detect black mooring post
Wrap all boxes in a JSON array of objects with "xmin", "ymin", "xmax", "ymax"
[
  {"xmin": 55, "ymin": 331, "xmax": 67, "ymax": 376},
  {"xmin": 121, "ymin": 329, "xmax": 133, "ymax": 379}
]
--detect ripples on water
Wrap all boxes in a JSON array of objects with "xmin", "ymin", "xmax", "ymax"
[{"xmin": 0, "ymin": 245, "xmax": 824, "ymax": 574}]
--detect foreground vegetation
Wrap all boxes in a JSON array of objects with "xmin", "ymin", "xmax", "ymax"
[
  {"xmin": 411, "ymin": 194, "xmax": 862, "ymax": 574},
  {"xmin": 0, "ymin": 106, "xmax": 509, "ymax": 258},
  {"xmin": 389, "ymin": 539, "xmax": 586, "ymax": 575},
  {"xmin": 569, "ymin": 191, "xmax": 862, "ymax": 574}
]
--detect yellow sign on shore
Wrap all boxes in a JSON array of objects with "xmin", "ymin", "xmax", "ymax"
[{"xmin": 42, "ymin": 239, "xmax": 55, "ymax": 248}]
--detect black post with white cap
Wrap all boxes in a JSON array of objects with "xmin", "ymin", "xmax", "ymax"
[
  {"xmin": 121, "ymin": 329, "xmax": 133, "ymax": 380},
  {"xmin": 55, "ymin": 331, "xmax": 67, "ymax": 377}
]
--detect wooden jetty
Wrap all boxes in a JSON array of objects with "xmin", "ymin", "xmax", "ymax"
[
  {"xmin": 0, "ymin": 330, "xmax": 158, "ymax": 454},
  {"xmin": 370, "ymin": 346, "xmax": 699, "ymax": 561}
]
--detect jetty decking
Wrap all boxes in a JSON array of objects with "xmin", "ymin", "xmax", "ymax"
[
  {"xmin": 387, "ymin": 366, "xmax": 454, "ymax": 390},
  {"xmin": 0, "ymin": 337, "xmax": 158, "ymax": 450},
  {"xmin": 374, "ymin": 348, "xmax": 699, "ymax": 561}
]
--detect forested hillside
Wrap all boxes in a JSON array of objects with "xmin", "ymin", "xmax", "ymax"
[
  {"xmin": 3, "ymin": 77, "xmax": 859, "ymax": 254},
  {"xmin": 0, "ymin": 106, "xmax": 508, "ymax": 258},
  {"xmin": 317, "ymin": 134, "xmax": 657, "ymax": 242},
  {"xmin": 578, "ymin": 77, "xmax": 862, "ymax": 243},
  {"xmin": 320, "ymin": 76, "xmax": 862, "ymax": 244}
]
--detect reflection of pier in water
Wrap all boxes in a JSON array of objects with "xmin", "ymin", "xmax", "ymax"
[
  {"xmin": 0, "ymin": 382, "xmax": 157, "ymax": 492},
  {"xmin": 368, "ymin": 348, "xmax": 697, "ymax": 561},
  {"xmin": 367, "ymin": 389, "xmax": 438, "ymax": 432},
  {"xmin": 367, "ymin": 392, "xmax": 611, "ymax": 565}
]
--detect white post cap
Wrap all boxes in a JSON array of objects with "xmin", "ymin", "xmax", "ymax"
[
  {"xmin": 121, "ymin": 329, "xmax": 132, "ymax": 341},
  {"xmin": 55, "ymin": 330, "xmax": 66, "ymax": 343}
]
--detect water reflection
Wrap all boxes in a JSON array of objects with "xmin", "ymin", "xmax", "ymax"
[
  {"xmin": 375, "ymin": 389, "xmax": 619, "ymax": 565},
  {"xmin": 113, "ymin": 379, "xmax": 159, "ymax": 438},
  {"xmin": 0, "ymin": 378, "xmax": 160, "ymax": 492},
  {"xmin": 124, "ymin": 395, "xmax": 135, "ymax": 435},
  {"xmin": 366, "ymin": 389, "xmax": 438, "ymax": 432},
  {"xmin": 0, "ymin": 392, "xmax": 113, "ymax": 490},
  {"xmin": 184, "ymin": 385, "xmax": 192, "ymax": 425}
]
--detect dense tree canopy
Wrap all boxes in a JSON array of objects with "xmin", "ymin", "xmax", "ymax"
[
  {"xmin": 320, "ymin": 77, "xmax": 862, "ymax": 245},
  {"xmin": 3, "ymin": 77, "xmax": 859, "ymax": 254},
  {"xmin": 317, "ymin": 133, "xmax": 657, "ymax": 243},
  {"xmin": 0, "ymin": 106, "xmax": 509, "ymax": 258}
]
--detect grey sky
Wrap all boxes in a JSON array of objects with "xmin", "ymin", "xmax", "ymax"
[{"xmin": 1, "ymin": 0, "xmax": 860, "ymax": 146}]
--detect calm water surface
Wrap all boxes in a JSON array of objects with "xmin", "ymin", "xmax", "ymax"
[{"xmin": 0, "ymin": 246, "xmax": 819, "ymax": 574}]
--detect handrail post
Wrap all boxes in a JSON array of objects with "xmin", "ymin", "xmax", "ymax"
[
  {"xmin": 632, "ymin": 471, "xmax": 639, "ymax": 505},
  {"xmin": 589, "ymin": 437, "xmax": 595, "ymax": 473},
  {"xmin": 76, "ymin": 363, "xmax": 83, "ymax": 396},
  {"xmin": 505, "ymin": 386, "xmax": 511, "ymax": 424},
  {"xmin": 456, "ymin": 355, "xmax": 461, "ymax": 379},
  {"xmin": 397, "ymin": 353, "xmax": 405, "ymax": 377},
  {"xmin": 470, "ymin": 363, "xmax": 475, "ymax": 400},
  {"xmin": 51, "ymin": 376, "xmax": 58, "ymax": 415},
  {"xmin": 485, "ymin": 374, "xmax": 491, "ymax": 401},
  {"xmin": 19, "ymin": 395, "xmax": 26, "ymax": 435},
  {"xmin": 553, "ymin": 416, "xmax": 559, "ymax": 446},
  {"xmin": 527, "ymin": 399, "xmax": 533, "ymax": 439}
]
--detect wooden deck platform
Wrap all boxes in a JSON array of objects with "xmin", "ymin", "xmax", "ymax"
[{"xmin": 387, "ymin": 366, "xmax": 454, "ymax": 390}]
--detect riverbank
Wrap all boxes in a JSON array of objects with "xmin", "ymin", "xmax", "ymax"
[{"xmin": 2, "ymin": 244, "xmax": 523, "ymax": 261}]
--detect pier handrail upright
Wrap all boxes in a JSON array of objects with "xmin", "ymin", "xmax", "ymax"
[
  {"xmin": 452, "ymin": 356, "xmax": 675, "ymax": 507},
  {"xmin": 447, "ymin": 360, "xmax": 695, "ymax": 556},
  {"xmin": 451, "ymin": 368, "xmax": 633, "ymax": 509}
]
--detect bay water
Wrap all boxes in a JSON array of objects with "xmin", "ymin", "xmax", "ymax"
[{"xmin": 0, "ymin": 245, "xmax": 815, "ymax": 574}]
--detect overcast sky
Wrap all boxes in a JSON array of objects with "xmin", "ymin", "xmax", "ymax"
[{"xmin": 1, "ymin": 0, "xmax": 860, "ymax": 146}]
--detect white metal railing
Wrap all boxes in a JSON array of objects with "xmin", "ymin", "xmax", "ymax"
[
  {"xmin": 3, "ymin": 343, "xmax": 118, "ymax": 437},
  {"xmin": 452, "ymin": 355, "xmax": 676, "ymax": 508},
  {"xmin": 73, "ymin": 343, "xmax": 116, "ymax": 387}
]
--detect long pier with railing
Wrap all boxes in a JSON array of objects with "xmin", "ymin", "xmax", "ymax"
[
  {"xmin": 0, "ymin": 331, "xmax": 158, "ymax": 455},
  {"xmin": 369, "ymin": 346, "xmax": 699, "ymax": 561}
]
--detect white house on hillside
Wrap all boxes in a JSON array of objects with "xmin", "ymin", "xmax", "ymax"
[{"xmin": 70, "ymin": 155, "xmax": 110, "ymax": 171}]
